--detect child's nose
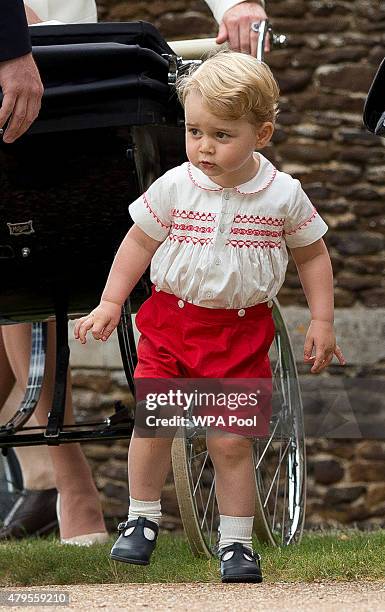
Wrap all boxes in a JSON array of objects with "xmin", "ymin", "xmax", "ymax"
[{"xmin": 199, "ymin": 138, "xmax": 214, "ymax": 154}]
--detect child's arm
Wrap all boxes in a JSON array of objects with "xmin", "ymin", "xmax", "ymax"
[
  {"xmin": 290, "ymin": 238, "xmax": 346, "ymax": 374},
  {"xmin": 74, "ymin": 224, "xmax": 161, "ymax": 344}
]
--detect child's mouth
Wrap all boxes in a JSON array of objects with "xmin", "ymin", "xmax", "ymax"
[{"xmin": 200, "ymin": 161, "xmax": 215, "ymax": 169}]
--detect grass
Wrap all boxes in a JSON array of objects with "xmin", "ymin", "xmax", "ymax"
[{"xmin": 0, "ymin": 530, "xmax": 385, "ymax": 586}]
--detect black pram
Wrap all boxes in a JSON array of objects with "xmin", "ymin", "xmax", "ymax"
[{"xmin": 0, "ymin": 21, "xmax": 186, "ymax": 444}]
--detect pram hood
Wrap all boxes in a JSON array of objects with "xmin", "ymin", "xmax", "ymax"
[{"xmin": 1, "ymin": 21, "xmax": 181, "ymax": 133}]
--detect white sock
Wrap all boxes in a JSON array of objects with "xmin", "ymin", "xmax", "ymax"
[
  {"xmin": 218, "ymin": 515, "xmax": 254, "ymax": 553},
  {"xmin": 128, "ymin": 497, "xmax": 162, "ymax": 525}
]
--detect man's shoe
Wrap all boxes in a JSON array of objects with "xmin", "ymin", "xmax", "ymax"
[
  {"xmin": 0, "ymin": 488, "xmax": 58, "ymax": 540},
  {"xmin": 219, "ymin": 542, "xmax": 263, "ymax": 583},
  {"xmin": 110, "ymin": 516, "xmax": 159, "ymax": 566}
]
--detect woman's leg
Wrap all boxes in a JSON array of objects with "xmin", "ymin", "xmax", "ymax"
[
  {"xmin": 0, "ymin": 327, "xmax": 16, "ymax": 405},
  {"xmin": 0, "ymin": 383, "xmax": 56, "ymax": 490},
  {"xmin": 2, "ymin": 322, "xmax": 106, "ymax": 539}
]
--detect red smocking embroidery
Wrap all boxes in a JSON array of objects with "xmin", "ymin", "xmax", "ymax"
[
  {"xmin": 285, "ymin": 206, "xmax": 318, "ymax": 235},
  {"xmin": 227, "ymin": 239, "xmax": 282, "ymax": 249},
  {"xmin": 172, "ymin": 208, "xmax": 217, "ymax": 222},
  {"xmin": 172, "ymin": 223, "xmax": 215, "ymax": 234},
  {"xmin": 143, "ymin": 192, "xmax": 170, "ymax": 229},
  {"xmin": 230, "ymin": 228, "xmax": 283, "ymax": 238},
  {"xmin": 168, "ymin": 234, "xmax": 213, "ymax": 245},
  {"xmin": 233, "ymin": 214, "xmax": 285, "ymax": 226},
  {"xmin": 187, "ymin": 163, "xmax": 222, "ymax": 192}
]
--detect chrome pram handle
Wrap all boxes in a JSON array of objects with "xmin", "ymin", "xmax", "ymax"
[
  {"xmin": 165, "ymin": 20, "xmax": 287, "ymax": 86},
  {"xmin": 167, "ymin": 20, "xmax": 286, "ymax": 61}
]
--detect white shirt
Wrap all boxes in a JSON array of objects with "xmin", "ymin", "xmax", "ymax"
[
  {"xmin": 205, "ymin": 0, "xmax": 265, "ymax": 24},
  {"xmin": 27, "ymin": 0, "xmax": 97, "ymax": 23},
  {"xmin": 26, "ymin": 0, "xmax": 257, "ymax": 26},
  {"xmin": 129, "ymin": 153, "xmax": 328, "ymax": 309}
]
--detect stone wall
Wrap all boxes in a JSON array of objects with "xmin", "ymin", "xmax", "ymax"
[{"xmin": 71, "ymin": 0, "xmax": 385, "ymax": 531}]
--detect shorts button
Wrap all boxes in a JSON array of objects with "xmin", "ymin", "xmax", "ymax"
[
  {"xmin": 178, "ymin": 300, "xmax": 184, "ymax": 308},
  {"xmin": 238, "ymin": 308, "xmax": 245, "ymax": 317},
  {"xmin": 267, "ymin": 300, "xmax": 273, "ymax": 308},
  {"xmin": 206, "ymin": 291, "xmax": 213, "ymax": 299},
  {"xmin": 155, "ymin": 286, "xmax": 161, "ymax": 292}
]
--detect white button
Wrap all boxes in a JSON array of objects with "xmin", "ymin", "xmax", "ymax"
[
  {"xmin": 206, "ymin": 291, "xmax": 213, "ymax": 299},
  {"xmin": 219, "ymin": 225, "xmax": 225, "ymax": 233},
  {"xmin": 238, "ymin": 309, "xmax": 245, "ymax": 317},
  {"xmin": 267, "ymin": 300, "xmax": 273, "ymax": 308},
  {"xmin": 155, "ymin": 286, "xmax": 161, "ymax": 292},
  {"xmin": 178, "ymin": 300, "xmax": 184, "ymax": 308},
  {"xmin": 223, "ymin": 192, "xmax": 230, "ymax": 200},
  {"xmin": 215, "ymin": 257, "xmax": 221, "ymax": 265}
]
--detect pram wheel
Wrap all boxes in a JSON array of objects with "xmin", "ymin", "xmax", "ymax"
[
  {"xmin": 171, "ymin": 299, "xmax": 306, "ymax": 557},
  {"xmin": 0, "ymin": 450, "xmax": 23, "ymax": 523}
]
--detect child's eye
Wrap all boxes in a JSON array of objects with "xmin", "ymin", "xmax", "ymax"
[
  {"xmin": 188, "ymin": 128, "xmax": 200, "ymax": 136},
  {"xmin": 216, "ymin": 132, "xmax": 230, "ymax": 139}
]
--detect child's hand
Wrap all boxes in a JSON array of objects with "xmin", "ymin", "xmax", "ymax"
[
  {"xmin": 74, "ymin": 300, "xmax": 122, "ymax": 344},
  {"xmin": 303, "ymin": 320, "xmax": 346, "ymax": 374}
]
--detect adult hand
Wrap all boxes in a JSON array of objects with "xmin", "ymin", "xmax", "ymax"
[
  {"xmin": 216, "ymin": 2, "xmax": 269, "ymax": 57},
  {"xmin": 24, "ymin": 5, "xmax": 41, "ymax": 25},
  {"xmin": 0, "ymin": 52, "xmax": 44, "ymax": 143}
]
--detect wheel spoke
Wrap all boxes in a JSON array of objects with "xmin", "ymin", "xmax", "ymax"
[
  {"xmin": 192, "ymin": 451, "xmax": 210, "ymax": 497},
  {"xmin": 254, "ymin": 415, "xmax": 282, "ymax": 471},
  {"xmin": 263, "ymin": 438, "xmax": 291, "ymax": 508},
  {"xmin": 200, "ymin": 477, "xmax": 215, "ymax": 532}
]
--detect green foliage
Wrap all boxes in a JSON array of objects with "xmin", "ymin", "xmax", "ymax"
[{"xmin": 1, "ymin": 530, "xmax": 385, "ymax": 586}]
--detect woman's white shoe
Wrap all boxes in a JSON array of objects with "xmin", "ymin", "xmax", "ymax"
[{"xmin": 56, "ymin": 493, "xmax": 109, "ymax": 546}]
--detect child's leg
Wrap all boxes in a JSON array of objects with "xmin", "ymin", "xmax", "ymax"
[
  {"xmin": 127, "ymin": 429, "xmax": 174, "ymax": 519},
  {"xmin": 109, "ymin": 429, "xmax": 174, "ymax": 565},
  {"xmin": 207, "ymin": 431, "xmax": 262, "ymax": 583},
  {"xmin": 206, "ymin": 432, "xmax": 256, "ymax": 550},
  {"xmin": 2, "ymin": 323, "xmax": 106, "ymax": 540}
]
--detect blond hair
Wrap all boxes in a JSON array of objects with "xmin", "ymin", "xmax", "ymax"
[{"xmin": 176, "ymin": 50, "xmax": 279, "ymax": 125}]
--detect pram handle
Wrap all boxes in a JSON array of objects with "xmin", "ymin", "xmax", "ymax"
[{"xmin": 168, "ymin": 22, "xmax": 286, "ymax": 61}]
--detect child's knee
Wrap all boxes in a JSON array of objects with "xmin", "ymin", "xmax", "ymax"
[{"xmin": 208, "ymin": 433, "xmax": 252, "ymax": 464}]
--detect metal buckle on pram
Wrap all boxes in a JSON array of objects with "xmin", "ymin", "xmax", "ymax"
[{"xmin": 162, "ymin": 53, "xmax": 201, "ymax": 87}]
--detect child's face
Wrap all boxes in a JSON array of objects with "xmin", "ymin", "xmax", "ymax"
[{"xmin": 185, "ymin": 90, "xmax": 273, "ymax": 187}]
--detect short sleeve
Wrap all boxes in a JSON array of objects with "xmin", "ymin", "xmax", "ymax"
[
  {"xmin": 283, "ymin": 179, "xmax": 328, "ymax": 249},
  {"xmin": 128, "ymin": 173, "xmax": 172, "ymax": 242}
]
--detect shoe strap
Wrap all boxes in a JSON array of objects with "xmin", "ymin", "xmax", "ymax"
[
  {"xmin": 117, "ymin": 515, "xmax": 159, "ymax": 535},
  {"xmin": 219, "ymin": 542, "xmax": 260, "ymax": 565}
]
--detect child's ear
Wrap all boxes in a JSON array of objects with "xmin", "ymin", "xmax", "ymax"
[{"xmin": 256, "ymin": 122, "xmax": 274, "ymax": 148}]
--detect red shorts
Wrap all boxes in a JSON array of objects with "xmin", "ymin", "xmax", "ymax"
[{"xmin": 134, "ymin": 287, "xmax": 275, "ymax": 436}]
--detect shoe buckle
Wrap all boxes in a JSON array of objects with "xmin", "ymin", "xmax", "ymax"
[{"xmin": 117, "ymin": 521, "xmax": 129, "ymax": 532}]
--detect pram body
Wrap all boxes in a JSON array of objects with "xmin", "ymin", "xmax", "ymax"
[{"xmin": 0, "ymin": 22, "xmax": 182, "ymax": 324}]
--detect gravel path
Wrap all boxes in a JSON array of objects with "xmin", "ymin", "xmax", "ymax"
[{"xmin": 1, "ymin": 582, "xmax": 385, "ymax": 611}]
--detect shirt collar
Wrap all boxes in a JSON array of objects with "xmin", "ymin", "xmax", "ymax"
[{"xmin": 187, "ymin": 153, "xmax": 277, "ymax": 195}]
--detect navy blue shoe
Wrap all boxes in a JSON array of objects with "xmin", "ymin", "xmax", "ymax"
[
  {"xmin": 110, "ymin": 516, "xmax": 159, "ymax": 566},
  {"xmin": 219, "ymin": 542, "xmax": 263, "ymax": 583}
]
